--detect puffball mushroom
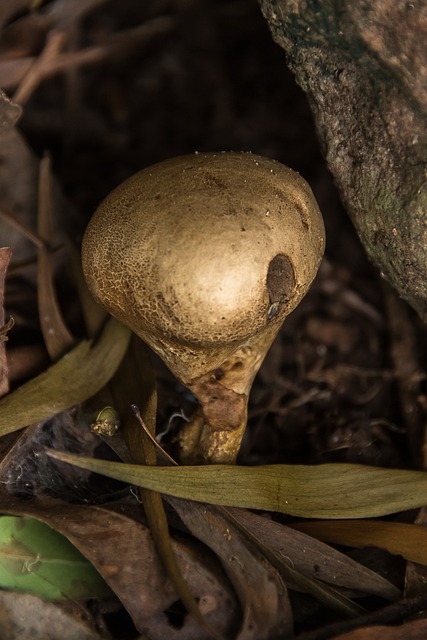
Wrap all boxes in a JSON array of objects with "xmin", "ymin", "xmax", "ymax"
[{"xmin": 82, "ymin": 152, "xmax": 325, "ymax": 463}]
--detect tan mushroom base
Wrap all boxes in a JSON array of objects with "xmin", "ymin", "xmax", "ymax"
[
  {"xmin": 178, "ymin": 378, "xmax": 248, "ymax": 464},
  {"xmin": 175, "ymin": 328, "xmax": 278, "ymax": 464}
]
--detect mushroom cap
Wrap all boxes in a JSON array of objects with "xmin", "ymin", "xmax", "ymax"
[{"xmin": 82, "ymin": 152, "xmax": 325, "ymax": 383}]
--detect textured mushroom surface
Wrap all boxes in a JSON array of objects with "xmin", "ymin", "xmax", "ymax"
[{"xmin": 82, "ymin": 152, "xmax": 324, "ymax": 382}]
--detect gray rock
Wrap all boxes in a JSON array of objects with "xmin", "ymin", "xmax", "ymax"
[{"xmin": 260, "ymin": 0, "xmax": 427, "ymax": 319}]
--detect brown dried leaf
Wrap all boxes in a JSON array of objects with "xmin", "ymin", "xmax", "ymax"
[
  {"xmin": 37, "ymin": 154, "xmax": 74, "ymax": 360},
  {"xmin": 0, "ymin": 492, "xmax": 240, "ymax": 639},
  {"xmin": 231, "ymin": 510, "xmax": 400, "ymax": 601},
  {"xmin": 221, "ymin": 507, "xmax": 365, "ymax": 618},
  {"xmin": 167, "ymin": 497, "xmax": 293, "ymax": 640}
]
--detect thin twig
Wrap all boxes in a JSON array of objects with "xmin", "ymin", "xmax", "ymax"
[
  {"xmin": 0, "ymin": 208, "xmax": 48, "ymax": 250},
  {"xmin": 131, "ymin": 404, "xmax": 177, "ymax": 466},
  {"xmin": 3, "ymin": 18, "xmax": 173, "ymax": 93},
  {"xmin": 13, "ymin": 31, "xmax": 66, "ymax": 105}
]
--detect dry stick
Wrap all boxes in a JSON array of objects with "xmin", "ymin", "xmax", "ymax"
[
  {"xmin": 13, "ymin": 31, "xmax": 66, "ymax": 105},
  {"xmin": 0, "ymin": 208, "xmax": 48, "ymax": 250},
  {"xmin": 4, "ymin": 18, "xmax": 172, "ymax": 92},
  {"xmin": 37, "ymin": 153, "xmax": 75, "ymax": 359},
  {"xmin": 131, "ymin": 405, "xmax": 177, "ymax": 466}
]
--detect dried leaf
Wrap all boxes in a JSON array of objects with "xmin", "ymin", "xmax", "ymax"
[
  {"xmin": 219, "ymin": 506, "xmax": 365, "ymax": 619},
  {"xmin": 37, "ymin": 154, "xmax": 74, "ymax": 359},
  {"xmin": 228, "ymin": 509, "xmax": 400, "ymax": 601},
  {"xmin": 0, "ymin": 494, "xmax": 239, "ymax": 638},
  {"xmin": 291, "ymin": 520, "xmax": 427, "ymax": 566},
  {"xmin": 167, "ymin": 497, "xmax": 293, "ymax": 640},
  {"xmin": 0, "ymin": 317, "xmax": 130, "ymax": 436},
  {"xmin": 45, "ymin": 456, "xmax": 427, "ymax": 519}
]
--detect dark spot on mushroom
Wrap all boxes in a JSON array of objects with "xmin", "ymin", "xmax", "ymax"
[{"xmin": 266, "ymin": 253, "xmax": 296, "ymax": 317}]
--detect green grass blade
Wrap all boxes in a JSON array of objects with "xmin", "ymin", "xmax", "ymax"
[
  {"xmin": 0, "ymin": 516, "xmax": 113, "ymax": 601},
  {"xmin": 47, "ymin": 454, "xmax": 427, "ymax": 519}
]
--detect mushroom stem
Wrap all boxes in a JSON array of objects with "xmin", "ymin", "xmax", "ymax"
[{"xmin": 179, "ymin": 324, "xmax": 280, "ymax": 463}]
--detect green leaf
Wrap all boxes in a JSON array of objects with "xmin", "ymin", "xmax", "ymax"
[
  {"xmin": 0, "ymin": 516, "xmax": 113, "ymax": 601},
  {"xmin": 0, "ymin": 318, "xmax": 131, "ymax": 437},
  {"xmin": 47, "ymin": 454, "xmax": 427, "ymax": 519}
]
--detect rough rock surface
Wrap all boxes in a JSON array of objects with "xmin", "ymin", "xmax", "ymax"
[{"xmin": 260, "ymin": 0, "xmax": 427, "ymax": 320}]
